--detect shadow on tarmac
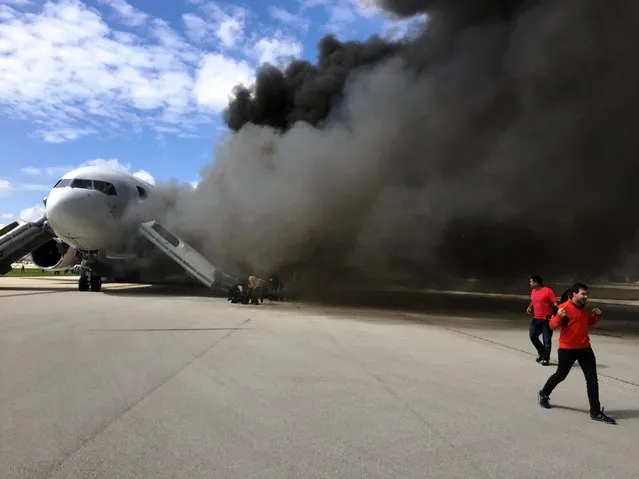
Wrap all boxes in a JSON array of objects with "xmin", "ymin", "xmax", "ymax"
[
  {"xmin": 300, "ymin": 289, "xmax": 639, "ymax": 335},
  {"xmin": 550, "ymin": 404, "xmax": 639, "ymax": 420},
  {"xmin": 102, "ymin": 283, "xmax": 227, "ymax": 298},
  {"xmin": 0, "ymin": 286, "xmax": 63, "ymax": 292},
  {"xmin": 98, "ymin": 283, "xmax": 639, "ymax": 336}
]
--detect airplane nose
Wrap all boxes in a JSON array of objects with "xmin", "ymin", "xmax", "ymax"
[
  {"xmin": 46, "ymin": 190, "xmax": 110, "ymax": 249},
  {"xmin": 46, "ymin": 191, "xmax": 87, "ymax": 231}
]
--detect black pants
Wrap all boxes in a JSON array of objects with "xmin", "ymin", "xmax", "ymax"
[
  {"xmin": 529, "ymin": 318, "xmax": 553, "ymax": 360},
  {"xmin": 541, "ymin": 347, "xmax": 601, "ymax": 416}
]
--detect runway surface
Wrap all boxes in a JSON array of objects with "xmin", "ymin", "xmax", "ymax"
[{"xmin": 1, "ymin": 277, "xmax": 638, "ymax": 478}]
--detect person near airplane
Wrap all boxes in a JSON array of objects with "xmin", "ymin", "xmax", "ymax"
[
  {"xmin": 537, "ymin": 282, "xmax": 616, "ymax": 424},
  {"xmin": 526, "ymin": 275, "xmax": 558, "ymax": 365}
]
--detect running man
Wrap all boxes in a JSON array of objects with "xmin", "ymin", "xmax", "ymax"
[
  {"xmin": 527, "ymin": 275, "xmax": 558, "ymax": 365},
  {"xmin": 537, "ymin": 282, "xmax": 615, "ymax": 424}
]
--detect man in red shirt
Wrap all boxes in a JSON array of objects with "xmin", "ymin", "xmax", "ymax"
[
  {"xmin": 537, "ymin": 282, "xmax": 616, "ymax": 424},
  {"xmin": 527, "ymin": 275, "xmax": 558, "ymax": 365}
]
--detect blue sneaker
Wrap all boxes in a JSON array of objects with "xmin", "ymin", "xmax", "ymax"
[
  {"xmin": 591, "ymin": 408, "xmax": 616, "ymax": 424},
  {"xmin": 538, "ymin": 390, "xmax": 551, "ymax": 409}
]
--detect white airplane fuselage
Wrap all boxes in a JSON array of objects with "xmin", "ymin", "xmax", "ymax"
[
  {"xmin": 45, "ymin": 166, "xmax": 154, "ymax": 253},
  {"xmin": 1, "ymin": 165, "xmax": 243, "ymax": 292}
]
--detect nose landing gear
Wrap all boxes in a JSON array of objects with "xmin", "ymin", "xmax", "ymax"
[
  {"xmin": 77, "ymin": 253, "xmax": 102, "ymax": 292},
  {"xmin": 78, "ymin": 273, "xmax": 102, "ymax": 292}
]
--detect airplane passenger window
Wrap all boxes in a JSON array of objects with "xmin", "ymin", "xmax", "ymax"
[
  {"xmin": 70, "ymin": 179, "xmax": 92, "ymax": 189},
  {"xmin": 137, "ymin": 186, "xmax": 147, "ymax": 199},
  {"xmin": 94, "ymin": 180, "xmax": 117, "ymax": 196}
]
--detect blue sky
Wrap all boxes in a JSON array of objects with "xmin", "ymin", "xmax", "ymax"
[{"xmin": 0, "ymin": 0, "xmax": 423, "ymax": 226}]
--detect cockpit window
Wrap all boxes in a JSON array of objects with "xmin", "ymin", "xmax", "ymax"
[
  {"xmin": 68, "ymin": 178, "xmax": 117, "ymax": 195},
  {"xmin": 94, "ymin": 180, "xmax": 117, "ymax": 196},
  {"xmin": 137, "ymin": 186, "xmax": 147, "ymax": 198},
  {"xmin": 54, "ymin": 178, "xmax": 72, "ymax": 188},
  {"xmin": 70, "ymin": 179, "xmax": 93, "ymax": 189}
]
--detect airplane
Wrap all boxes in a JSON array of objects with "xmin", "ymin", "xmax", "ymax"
[{"xmin": 0, "ymin": 165, "xmax": 241, "ymax": 293}]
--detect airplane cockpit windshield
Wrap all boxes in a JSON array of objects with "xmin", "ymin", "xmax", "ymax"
[{"xmin": 53, "ymin": 178, "xmax": 117, "ymax": 196}]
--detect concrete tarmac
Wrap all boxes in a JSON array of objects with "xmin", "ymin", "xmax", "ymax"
[{"xmin": 1, "ymin": 277, "xmax": 638, "ymax": 478}]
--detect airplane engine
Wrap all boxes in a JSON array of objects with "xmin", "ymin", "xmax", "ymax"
[{"xmin": 31, "ymin": 239, "xmax": 79, "ymax": 270}]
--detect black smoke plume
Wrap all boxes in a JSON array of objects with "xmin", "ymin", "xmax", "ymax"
[{"xmin": 163, "ymin": 0, "xmax": 639, "ymax": 289}]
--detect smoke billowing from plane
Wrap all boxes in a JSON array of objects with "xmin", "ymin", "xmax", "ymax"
[{"xmin": 161, "ymin": 0, "xmax": 639, "ymax": 285}]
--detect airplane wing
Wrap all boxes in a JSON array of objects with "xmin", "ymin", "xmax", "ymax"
[
  {"xmin": 0, "ymin": 216, "xmax": 55, "ymax": 275},
  {"xmin": 138, "ymin": 220, "xmax": 240, "ymax": 291}
]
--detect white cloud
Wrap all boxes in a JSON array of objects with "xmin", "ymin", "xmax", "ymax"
[
  {"xmin": 269, "ymin": 6, "xmax": 310, "ymax": 32},
  {"xmin": 183, "ymin": 3, "xmax": 246, "ymax": 49},
  {"xmin": 327, "ymin": 2, "xmax": 357, "ymax": 26},
  {"xmin": 13, "ymin": 183, "xmax": 51, "ymax": 192},
  {"xmin": 0, "ymin": 0, "xmax": 257, "ymax": 142},
  {"xmin": 182, "ymin": 13, "xmax": 209, "ymax": 44},
  {"xmin": 42, "ymin": 127, "xmax": 96, "ymax": 144},
  {"xmin": 0, "ymin": 0, "xmax": 394, "ymax": 143},
  {"xmin": 194, "ymin": 53, "xmax": 253, "ymax": 110},
  {"xmin": 0, "ymin": 212, "xmax": 14, "ymax": 220},
  {"xmin": 302, "ymin": 0, "xmax": 380, "ymax": 17},
  {"xmin": 84, "ymin": 158, "xmax": 131, "ymax": 170},
  {"xmin": 299, "ymin": 0, "xmax": 331, "ymax": 8},
  {"xmin": 252, "ymin": 33, "xmax": 303, "ymax": 66},
  {"xmin": 299, "ymin": 0, "xmax": 382, "ymax": 35},
  {"xmin": 19, "ymin": 204, "xmax": 45, "ymax": 222},
  {"xmin": 20, "ymin": 165, "xmax": 76, "ymax": 177},
  {"xmin": 1, "ymin": 0, "xmax": 31, "ymax": 6},
  {"xmin": 201, "ymin": 3, "xmax": 246, "ymax": 49},
  {"xmin": 0, "ymin": 179, "xmax": 50, "ymax": 194},
  {"xmin": 131, "ymin": 169, "xmax": 155, "ymax": 185},
  {"xmin": 99, "ymin": 0, "xmax": 148, "ymax": 27},
  {"xmin": 350, "ymin": 0, "xmax": 382, "ymax": 18},
  {"xmin": 216, "ymin": 18, "xmax": 244, "ymax": 48}
]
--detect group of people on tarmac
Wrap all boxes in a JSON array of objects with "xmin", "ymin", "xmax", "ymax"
[
  {"xmin": 527, "ymin": 275, "xmax": 616, "ymax": 424},
  {"xmin": 227, "ymin": 275, "xmax": 283, "ymax": 305}
]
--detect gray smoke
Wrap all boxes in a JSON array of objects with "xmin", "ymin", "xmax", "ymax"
[{"xmin": 158, "ymin": 0, "xmax": 639, "ymax": 286}]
